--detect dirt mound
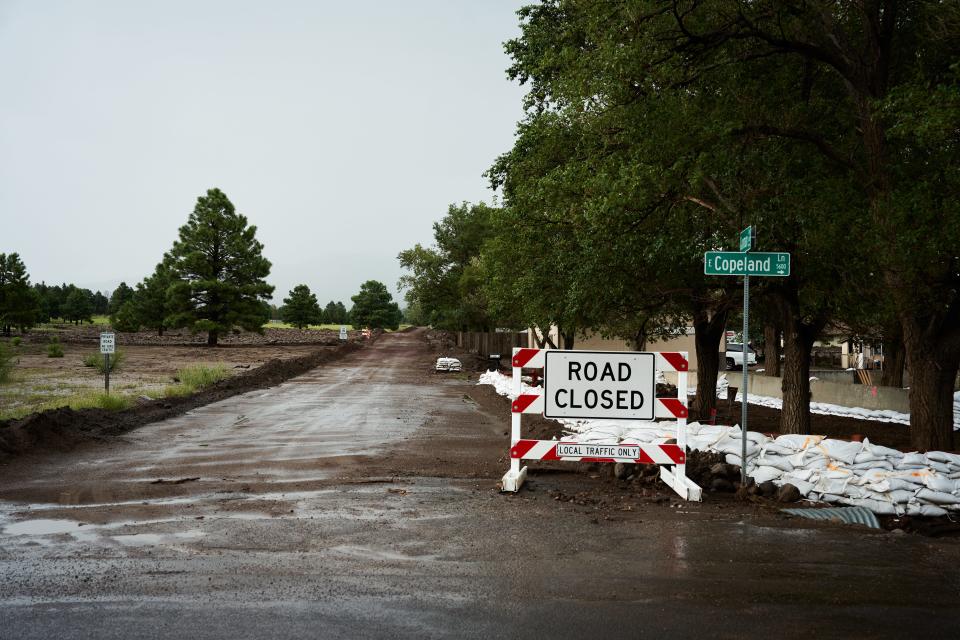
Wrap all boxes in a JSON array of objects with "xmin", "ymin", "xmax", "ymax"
[
  {"xmin": 16, "ymin": 325, "xmax": 362, "ymax": 347},
  {"xmin": 0, "ymin": 341, "xmax": 362, "ymax": 460}
]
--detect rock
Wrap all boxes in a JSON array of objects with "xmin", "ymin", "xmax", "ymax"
[
  {"xmin": 709, "ymin": 463, "xmax": 728, "ymax": 477},
  {"xmin": 613, "ymin": 463, "xmax": 634, "ymax": 480},
  {"xmin": 758, "ymin": 481, "xmax": 778, "ymax": 498},
  {"xmin": 710, "ymin": 477, "xmax": 735, "ymax": 492},
  {"xmin": 777, "ymin": 483, "xmax": 801, "ymax": 503}
]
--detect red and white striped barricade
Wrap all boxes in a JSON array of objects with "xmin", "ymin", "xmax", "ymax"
[{"xmin": 501, "ymin": 348, "xmax": 702, "ymax": 501}]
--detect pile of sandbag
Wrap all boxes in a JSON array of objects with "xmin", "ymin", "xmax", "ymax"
[{"xmin": 478, "ymin": 370, "xmax": 960, "ymax": 516}]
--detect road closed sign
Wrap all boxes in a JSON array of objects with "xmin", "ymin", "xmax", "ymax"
[{"xmin": 544, "ymin": 351, "xmax": 655, "ymax": 421}]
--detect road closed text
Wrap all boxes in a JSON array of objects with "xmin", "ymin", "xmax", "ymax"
[{"xmin": 544, "ymin": 351, "xmax": 655, "ymax": 421}]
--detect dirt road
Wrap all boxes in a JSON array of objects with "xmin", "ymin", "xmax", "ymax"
[{"xmin": 1, "ymin": 330, "xmax": 958, "ymax": 639}]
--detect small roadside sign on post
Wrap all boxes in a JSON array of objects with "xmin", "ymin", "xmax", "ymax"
[
  {"xmin": 704, "ymin": 251, "xmax": 790, "ymax": 276},
  {"xmin": 704, "ymin": 228, "xmax": 791, "ymax": 485},
  {"xmin": 339, "ymin": 326, "xmax": 348, "ymax": 341},
  {"xmin": 100, "ymin": 332, "xmax": 115, "ymax": 393},
  {"xmin": 739, "ymin": 225, "xmax": 754, "ymax": 252}
]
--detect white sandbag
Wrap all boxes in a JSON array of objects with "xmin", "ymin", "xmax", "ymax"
[
  {"xmin": 850, "ymin": 460, "xmax": 894, "ymax": 472},
  {"xmin": 898, "ymin": 452, "xmax": 929, "ymax": 469},
  {"xmin": 757, "ymin": 454, "xmax": 794, "ymax": 473},
  {"xmin": 923, "ymin": 474, "xmax": 960, "ymax": 494},
  {"xmin": 926, "ymin": 450, "xmax": 960, "ymax": 467},
  {"xmin": 773, "ymin": 434, "xmax": 824, "ymax": 450},
  {"xmin": 858, "ymin": 438, "xmax": 903, "ymax": 460},
  {"xmin": 724, "ymin": 453, "xmax": 758, "ymax": 468},
  {"xmin": 750, "ymin": 466, "xmax": 783, "ymax": 484},
  {"xmin": 820, "ymin": 493, "xmax": 843, "ymax": 503},
  {"xmin": 802, "ymin": 457, "xmax": 829, "ymax": 471},
  {"xmin": 783, "ymin": 469, "xmax": 815, "ymax": 483},
  {"xmin": 814, "ymin": 439, "xmax": 862, "ymax": 464},
  {"xmin": 905, "ymin": 503, "xmax": 948, "ymax": 517},
  {"xmin": 814, "ymin": 473, "xmax": 854, "ymax": 496},
  {"xmin": 915, "ymin": 488, "xmax": 959, "ymax": 505},
  {"xmin": 837, "ymin": 497, "xmax": 899, "ymax": 515}
]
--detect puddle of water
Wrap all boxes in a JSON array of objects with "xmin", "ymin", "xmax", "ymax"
[
  {"xmin": 330, "ymin": 544, "xmax": 439, "ymax": 562},
  {"xmin": 112, "ymin": 529, "xmax": 205, "ymax": 546},
  {"xmin": 4, "ymin": 519, "xmax": 84, "ymax": 536}
]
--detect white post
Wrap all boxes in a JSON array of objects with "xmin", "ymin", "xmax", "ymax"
[
  {"xmin": 676, "ymin": 361, "xmax": 688, "ymax": 484},
  {"xmin": 510, "ymin": 357, "xmax": 522, "ymax": 477},
  {"xmin": 501, "ymin": 347, "xmax": 528, "ymax": 491}
]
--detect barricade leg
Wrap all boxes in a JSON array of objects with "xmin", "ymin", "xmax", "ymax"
[
  {"xmin": 501, "ymin": 360, "xmax": 527, "ymax": 492},
  {"xmin": 659, "ymin": 367, "xmax": 702, "ymax": 501}
]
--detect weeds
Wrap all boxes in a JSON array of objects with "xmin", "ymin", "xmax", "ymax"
[
  {"xmin": 46, "ymin": 338, "xmax": 64, "ymax": 358},
  {"xmin": 83, "ymin": 350, "xmax": 125, "ymax": 373},
  {"xmin": 0, "ymin": 343, "xmax": 12, "ymax": 383},
  {"xmin": 165, "ymin": 363, "xmax": 229, "ymax": 397},
  {"xmin": 11, "ymin": 337, "xmax": 22, "ymax": 347}
]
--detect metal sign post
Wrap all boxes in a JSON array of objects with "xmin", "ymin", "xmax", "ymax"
[
  {"xmin": 704, "ymin": 228, "xmax": 791, "ymax": 487},
  {"xmin": 100, "ymin": 332, "xmax": 115, "ymax": 394}
]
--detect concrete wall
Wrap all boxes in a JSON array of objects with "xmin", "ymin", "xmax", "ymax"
[{"xmin": 742, "ymin": 373, "xmax": 910, "ymax": 413}]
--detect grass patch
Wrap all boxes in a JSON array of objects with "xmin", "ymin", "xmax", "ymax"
[
  {"xmin": 11, "ymin": 337, "xmax": 22, "ymax": 347},
  {"xmin": 46, "ymin": 339, "xmax": 64, "ymax": 358},
  {"xmin": 0, "ymin": 390, "xmax": 133, "ymax": 420},
  {"xmin": 164, "ymin": 363, "xmax": 230, "ymax": 397},
  {"xmin": 0, "ymin": 343, "xmax": 13, "ymax": 383},
  {"xmin": 83, "ymin": 349, "xmax": 125, "ymax": 373}
]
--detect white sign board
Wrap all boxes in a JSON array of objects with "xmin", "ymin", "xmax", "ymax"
[
  {"xmin": 339, "ymin": 326, "xmax": 348, "ymax": 340},
  {"xmin": 544, "ymin": 350, "xmax": 655, "ymax": 421},
  {"xmin": 99, "ymin": 332, "xmax": 115, "ymax": 354},
  {"xmin": 555, "ymin": 443, "xmax": 641, "ymax": 460}
]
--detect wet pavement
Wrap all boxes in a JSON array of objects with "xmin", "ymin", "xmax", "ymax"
[{"xmin": 1, "ymin": 330, "xmax": 958, "ymax": 639}]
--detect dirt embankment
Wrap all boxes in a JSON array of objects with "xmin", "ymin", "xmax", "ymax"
[
  {"xmin": 0, "ymin": 340, "xmax": 364, "ymax": 460},
  {"xmin": 17, "ymin": 325, "xmax": 361, "ymax": 347}
]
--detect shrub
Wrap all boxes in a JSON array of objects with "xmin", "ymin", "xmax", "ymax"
[
  {"xmin": 82, "ymin": 349, "xmax": 125, "ymax": 373},
  {"xmin": 11, "ymin": 337, "xmax": 22, "ymax": 347},
  {"xmin": 166, "ymin": 363, "xmax": 229, "ymax": 397},
  {"xmin": 0, "ymin": 343, "xmax": 12, "ymax": 383},
  {"xmin": 70, "ymin": 391, "xmax": 131, "ymax": 411},
  {"xmin": 177, "ymin": 363, "xmax": 229, "ymax": 389},
  {"xmin": 47, "ymin": 339, "xmax": 64, "ymax": 358}
]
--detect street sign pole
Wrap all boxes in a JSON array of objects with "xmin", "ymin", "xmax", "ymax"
[
  {"xmin": 741, "ymin": 274, "xmax": 749, "ymax": 486},
  {"xmin": 104, "ymin": 353, "xmax": 110, "ymax": 393}
]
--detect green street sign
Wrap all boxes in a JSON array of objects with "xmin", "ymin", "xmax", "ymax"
[
  {"xmin": 704, "ymin": 251, "xmax": 790, "ymax": 277},
  {"xmin": 739, "ymin": 226, "xmax": 754, "ymax": 252}
]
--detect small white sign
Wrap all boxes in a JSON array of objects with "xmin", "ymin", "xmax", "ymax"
[
  {"xmin": 100, "ymin": 332, "xmax": 115, "ymax": 354},
  {"xmin": 339, "ymin": 326, "xmax": 348, "ymax": 340},
  {"xmin": 555, "ymin": 443, "xmax": 640, "ymax": 459},
  {"xmin": 544, "ymin": 350, "xmax": 655, "ymax": 421}
]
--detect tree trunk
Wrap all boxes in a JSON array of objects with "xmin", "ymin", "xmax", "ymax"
[
  {"xmin": 779, "ymin": 320, "xmax": 816, "ymax": 435},
  {"xmin": 158, "ymin": 325, "xmax": 165, "ymax": 337},
  {"xmin": 763, "ymin": 323, "xmax": 781, "ymax": 377},
  {"xmin": 901, "ymin": 317, "xmax": 959, "ymax": 451},
  {"xmin": 561, "ymin": 329, "xmax": 575, "ymax": 350},
  {"xmin": 207, "ymin": 331, "xmax": 218, "ymax": 347},
  {"xmin": 691, "ymin": 307, "xmax": 728, "ymax": 419},
  {"xmin": 880, "ymin": 320, "xmax": 905, "ymax": 388}
]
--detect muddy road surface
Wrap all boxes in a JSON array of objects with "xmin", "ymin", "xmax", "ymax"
[{"xmin": 1, "ymin": 330, "xmax": 958, "ymax": 639}]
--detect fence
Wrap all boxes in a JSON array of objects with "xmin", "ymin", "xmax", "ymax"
[{"xmin": 456, "ymin": 331, "xmax": 528, "ymax": 357}]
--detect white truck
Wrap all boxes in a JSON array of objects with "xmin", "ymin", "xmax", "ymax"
[{"xmin": 725, "ymin": 343, "xmax": 757, "ymax": 370}]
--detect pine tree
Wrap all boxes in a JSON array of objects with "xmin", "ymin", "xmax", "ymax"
[
  {"xmin": 108, "ymin": 282, "xmax": 135, "ymax": 315},
  {"xmin": 350, "ymin": 280, "xmax": 402, "ymax": 330},
  {"xmin": 62, "ymin": 288, "xmax": 93, "ymax": 325},
  {"xmin": 280, "ymin": 285, "xmax": 321, "ymax": 329},
  {"xmin": 134, "ymin": 259, "xmax": 175, "ymax": 336},
  {"xmin": 166, "ymin": 188, "xmax": 274, "ymax": 346},
  {"xmin": 0, "ymin": 253, "xmax": 40, "ymax": 334}
]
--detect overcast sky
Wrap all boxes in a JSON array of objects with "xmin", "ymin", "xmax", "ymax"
[{"xmin": 0, "ymin": 0, "xmax": 527, "ymax": 306}]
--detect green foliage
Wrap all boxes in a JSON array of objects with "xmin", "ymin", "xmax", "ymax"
[
  {"xmin": 165, "ymin": 363, "xmax": 229, "ymax": 396},
  {"xmin": 0, "ymin": 342, "xmax": 13, "ymax": 383},
  {"xmin": 397, "ymin": 202, "xmax": 497, "ymax": 331},
  {"xmin": 280, "ymin": 285, "xmax": 322, "ymax": 329},
  {"xmin": 0, "ymin": 253, "xmax": 41, "ymax": 333},
  {"xmin": 82, "ymin": 349, "xmax": 125, "ymax": 373},
  {"xmin": 321, "ymin": 300, "xmax": 349, "ymax": 324},
  {"xmin": 111, "ymin": 301, "xmax": 141, "ymax": 333},
  {"xmin": 46, "ymin": 338, "xmax": 64, "ymax": 358},
  {"xmin": 62, "ymin": 288, "xmax": 94, "ymax": 325},
  {"xmin": 132, "ymin": 259, "xmax": 175, "ymax": 335},
  {"xmin": 108, "ymin": 282, "xmax": 135, "ymax": 315},
  {"xmin": 349, "ymin": 280, "xmax": 402, "ymax": 330},
  {"xmin": 11, "ymin": 337, "xmax": 21, "ymax": 347},
  {"xmin": 165, "ymin": 188, "xmax": 274, "ymax": 345}
]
